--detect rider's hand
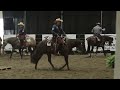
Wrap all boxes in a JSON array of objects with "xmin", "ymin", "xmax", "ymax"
[{"xmin": 102, "ymin": 28, "xmax": 106, "ymax": 31}]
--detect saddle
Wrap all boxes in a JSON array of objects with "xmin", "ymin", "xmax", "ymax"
[
  {"xmin": 45, "ymin": 36, "xmax": 66, "ymax": 55},
  {"xmin": 44, "ymin": 36, "xmax": 52, "ymax": 46},
  {"xmin": 94, "ymin": 36, "xmax": 104, "ymax": 46},
  {"xmin": 17, "ymin": 36, "xmax": 26, "ymax": 47}
]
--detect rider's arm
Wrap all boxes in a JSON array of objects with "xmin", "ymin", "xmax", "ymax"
[
  {"xmin": 61, "ymin": 29, "xmax": 66, "ymax": 36},
  {"xmin": 91, "ymin": 28, "xmax": 94, "ymax": 33},
  {"xmin": 102, "ymin": 28, "xmax": 106, "ymax": 31},
  {"xmin": 51, "ymin": 25, "xmax": 58, "ymax": 35}
]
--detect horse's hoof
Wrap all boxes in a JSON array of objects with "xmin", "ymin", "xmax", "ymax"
[{"xmin": 67, "ymin": 68, "xmax": 70, "ymax": 70}]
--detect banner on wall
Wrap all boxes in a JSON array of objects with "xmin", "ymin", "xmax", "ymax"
[
  {"xmin": 85, "ymin": 34, "xmax": 116, "ymax": 52},
  {"xmin": 42, "ymin": 34, "xmax": 76, "ymax": 40}
]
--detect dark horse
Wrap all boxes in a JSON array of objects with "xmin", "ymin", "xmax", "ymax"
[
  {"xmin": 30, "ymin": 36, "xmax": 84, "ymax": 70},
  {"xmin": 86, "ymin": 35, "xmax": 113, "ymax": 57},
  {"xmin": 3, "ymin": 36, "xmax": 36, "ymax": 59}
]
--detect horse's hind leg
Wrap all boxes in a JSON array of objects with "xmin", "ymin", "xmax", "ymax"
[
  {"xmin": 86, "ymin": 43, "xmax": 90, "ymax": 54},
  {"xmin": 35, "ymin": 60, "xmax": 39, "ymax": 70},
  {"xmin": 90, "ymin": 46, "xmax": 94, "ymax": 58},
  {"xmin": 35, "ymin": 54, "xmax": 43, "ymax": 70},
  {"xmin": 47, "ymin": 53, "xmax": 55, "ymax": 70}
]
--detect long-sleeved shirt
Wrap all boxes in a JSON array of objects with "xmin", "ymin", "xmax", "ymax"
[
  {"xmin": 18, "ymin": 29, "xmax": 26, "ymax": 40},
  {"xmin": 51, "ymin": 24, "xmax": 65, "ymax": 36},
  {"xmin": 19, "ymin": 29, "xmax": 26, "ymax": 35},
  {"xmin": 91, "ymin": 25, "xmax": 103, "ymax": 34}
]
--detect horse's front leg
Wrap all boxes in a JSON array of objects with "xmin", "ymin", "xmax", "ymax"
[
  {"xmin": 59, "ymin": 54, "xmax": 70, "ymax": 70},
  {"xmin": 96, "ymin": 46, "xmax": 99, "ymax": 55},
  {"xmin": 102, "ymin": 46, "xmax": 106, "ymax": 56},
  {"xmin": 10, "ymin": 48, "xmax": 14, "ymax": 59},
  {"xmin": 19, "ymin": 47, "xmax": 23, "ymax": 59},
  {"xmin": 47, "ymin": 53, "xmax": 55, "ymax": 70},
  {"xmin": 35, "ymin": 60, "xmax": 39, "ymax": 70}
]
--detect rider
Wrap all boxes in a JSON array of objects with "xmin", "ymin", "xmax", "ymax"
[
  {"xmin": 91, "ymin": 22, "xmax": 105, "ymax": 42},
  {"xmin": 51, "ymin": 18, "xmax": 66, "ymax": 55},
  {"xmin": 17, "ymin": 22, "xmax": 26, "ymax": 48}
]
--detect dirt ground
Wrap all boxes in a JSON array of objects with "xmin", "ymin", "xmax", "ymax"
[{"xmin": 0, "ymin": 53, "xmax": 113, "ymax": 79}]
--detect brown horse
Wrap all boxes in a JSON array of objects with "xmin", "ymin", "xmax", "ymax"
[
  {"xmin": 86, "ymin": 35, "xmax": 113, "ymax": 57},
  {"xmin": 3, "ymin": 36, "xmax": 36, "ymax": 59},
  {"xmin": 30, "ymin": 36, "xmax": 84, "ymax": 70}
]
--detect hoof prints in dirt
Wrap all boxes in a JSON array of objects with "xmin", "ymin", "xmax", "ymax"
[{"xmin": 0, "ymin": 66, "xmax": 12, "ymax": 71}]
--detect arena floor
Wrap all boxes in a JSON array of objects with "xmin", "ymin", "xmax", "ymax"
[{"xmin": 0, "ymin": 53, "xmax": 113, "ymax": 79}]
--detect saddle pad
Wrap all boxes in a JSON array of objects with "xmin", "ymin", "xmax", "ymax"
[
  {"xmin": 27, "ymin": 38, "xmax": 31, "ymax": 42},
  {"xmin": 47, "ymin": 42, "xmax": 51, "ymax": 46}
]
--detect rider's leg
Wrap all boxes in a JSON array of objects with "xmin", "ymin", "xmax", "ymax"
[
  {"xmin": 97, "ymin": 34, "xmax": 101, "ymax": 41},
  {"xmin": 20, "ymin": 39, "xmax": 24, "ymax": 48}
]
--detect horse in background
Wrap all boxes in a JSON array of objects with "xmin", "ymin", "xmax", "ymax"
[
  {"xmin": 2, "ymin": 36, "xmax": 36, "ymax": 59},
  {"xmin": 86, "ymin": 35, "xmax": 113, "ymax": 57}
]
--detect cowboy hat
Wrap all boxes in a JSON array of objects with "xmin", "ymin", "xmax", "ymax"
[
  {"xmin": 18, "ymin": 22, "xmax": 25, "ymax": 26},
  {"xmin": 96, "ymin": 22, "xmax": 101, "ymax": 25},
  {"xmin": 55, "ymin": 18, "xmax": 63, "ymax": 22}
]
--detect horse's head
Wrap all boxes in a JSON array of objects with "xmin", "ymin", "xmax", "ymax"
[
  {"xmin": 57, "ymin": 36, "xmax": 65, "ymax": 45},
  {"xmin": 75, "ymin": 39, "xmax": 85, "ymax": 51},
  {"xmin": 103, "ymin": 36, "xmax": 113, "ymax": 46}
]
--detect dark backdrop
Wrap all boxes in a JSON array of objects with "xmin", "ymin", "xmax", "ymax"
[
  {"xmin": 26, "ymin": 11, "xmax": 61, "ymax": 34},
  {"xmin": 3, "ymin": 11, "xmax": 116, "ymax": 34}
]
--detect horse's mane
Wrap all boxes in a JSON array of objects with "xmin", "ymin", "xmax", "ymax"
[
  {"xmin": 102, "ymin": 35, "xmax": 113, "ymax": 40},
  {"xmin": 103, "ymin": 35, "xmax": 112, "ymax": 38}
]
